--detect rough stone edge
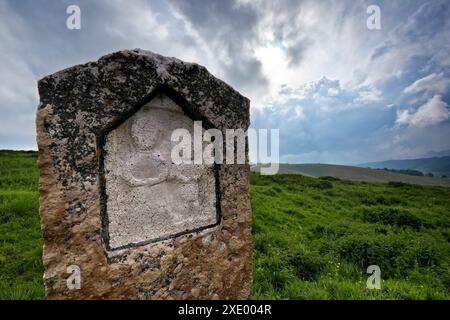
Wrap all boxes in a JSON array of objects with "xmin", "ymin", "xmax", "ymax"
[{"xmin": 36, "ymin": 49, "xmax": 253, "ymax": 300}]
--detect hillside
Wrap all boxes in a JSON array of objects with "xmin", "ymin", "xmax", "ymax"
[
  {"xmin": 1, "ymin": 150, "xmax": 450, "ymax": 299},
  {"xmin": 252, "ymin": 173, "xmax": 450, "ymax": 299},
  {"xmin": 252, "ymin": 163, "xmax": 450, "ymax": 187},
  {"xmin": 360, "ymin": 156, "xmax": 450, "ymax": 177}
]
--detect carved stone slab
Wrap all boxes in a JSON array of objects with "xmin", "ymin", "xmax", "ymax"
[
  {"xmin": 36, "ymin": 49, "xmax": 251, "ymax": 299},
  {"xmin": 104, "ymin": 94, "xmax": 218, "ymax": 250}
]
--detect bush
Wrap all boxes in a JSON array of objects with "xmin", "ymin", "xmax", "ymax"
[
  {"xmin": 309, "ymin": 225, "xmax": 327, "ymax": 239},
  {"xmin": 337, "ymin": 236, "xmax": 405, "ymax": 278},
  {"xmin": 319, "ymin": 176, "xmax": 341, "ymax": 181},
  {"xmin": 261, "ymin": 187, "xmax": 278, "ymax": 197},
  {"xmin": 388, "ymin": 181, "xmax": 408, "ymax": 187},
  {"xmin": 311, "ymin": 180, "xmax": 333, "ymax": 189},
  {"xmin": 288, "ymin": 250, "xmax": 328, "ymax": 281},
  {"xmin": 272, "ymin": 185, "xmax": 283, "ymax": 193},
  {"xmin": 395, "ymin": 243, "xmax": 443, "ymax": 277},
  {"xmin": 361, "ymin": 195, "xmax": 403, "ymax": 206},
  {"xmin": 361, "ymin": 207, "xmax": 423, "ymax": 230},
  {"xmin": 283, "ymin": 208, "xmax": 305, "ymax": 218}
]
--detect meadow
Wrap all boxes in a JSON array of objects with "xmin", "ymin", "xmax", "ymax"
[
  {"xmin": 252, "ymin": 163, "xmax": 450, "ymax": 187},
  {"xmin": 0, "ymin": 150, "xmax": 44, "ymax": 299},
  {"xmin": 251, "ymin": 174, "xmax": 450, "ymax": 299},
  {"xmin": 1, "ymin": 150, "xmax": 449, "ymax": 299}
]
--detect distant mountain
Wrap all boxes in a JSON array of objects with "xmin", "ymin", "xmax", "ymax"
[
  {"xmin": 424, "ymin": 149, "xmax": 450, "ymax": 158},
  {"xmin": 359, "ymin": 156, "xmax": 450, "ymax": 177},
  {"xmin": 251, "ymin": 163, "xmax": 450, "ymax": 187}
]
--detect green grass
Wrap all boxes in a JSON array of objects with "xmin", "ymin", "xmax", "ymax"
[
  {"xmin": 251, "ymin": 174, "xmax": 450, "ymax": 299},
  {"xmin": 0, "ymin": 150, "xmax": 45, "ymax": 299},
  {"xmin": 1, "ymin": 150, "xmax": 450, "ymax": 299},
  {"xmin": 252, "ymin": 163, "xmax": 450, "ymax": 187}
]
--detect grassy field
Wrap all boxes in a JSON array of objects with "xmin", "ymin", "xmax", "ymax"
[
  {"xmin": 252, "ymin": 163, "xmax": 450, "ymax": 187},
  {"xmin": 1, "ymin": 150, "xmax": 450, "ymax": 299},
  {"xmin": 0, "ymin": 150, "xmax": 45, "ymax": 299},
  {"xmin": 251, "ymin": 174, "xmax": 450, "ymax": 299}
]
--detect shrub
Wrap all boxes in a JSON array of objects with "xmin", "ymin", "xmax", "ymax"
[
  {"xmin": 319, "ymin": 176, "xmax": 341, "ymax": 181},
  {"xmin": 337, "ymin": 236, "xmax": 404, "ymax": 278},
  {"xmin": 394, "ymin": 243, "xmax": 443, "ymax": 277},
  {"xmin": 288, "ymin": 250, "xmax": 328, "ymax": 281},
  {"xmin": 309, "ymin": 225, "xmax": 326, "ymax": 239},
  {"xmin": 261, "ymin": 187, "xmax": 277, "ymax": 197},
  {"xmin": 361, "ymin": 207, "xmax": 423, "ymax": 230},
  {"xmin": 361, "ymin": 195, "xmax": 403, "ymax": 206},
  {"xmin": 388, "ymin": 181, "xmax": 408, "ymax": 187},
  {"xmin": 272, "ymin": 185, "xmax": 283, "ymax": 193},
  {"xmin": 283, "ymin": 208, "xmax": 305, "ymax": 218},
  {"xmin": 311, "ymin": 180, "xmax": 333, "ymax": 189}
]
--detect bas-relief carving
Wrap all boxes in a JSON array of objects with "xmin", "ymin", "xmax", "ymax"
[{"xmin": 104, "ymin": 94, "xmax": 218, "ymax": 250}]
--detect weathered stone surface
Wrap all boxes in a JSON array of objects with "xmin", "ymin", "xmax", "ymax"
[
  {"xmin": 36, "ymin": 49, "xmax": 252, "ymax": 299},
  {"xmin": 104, "ymin": 94, "xmax": 218, "ymax": 250}
]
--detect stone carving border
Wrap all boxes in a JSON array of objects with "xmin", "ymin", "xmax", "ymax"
[{"xmin": 97, "ymin": 87, "xmax": 223, "ymax": 252}]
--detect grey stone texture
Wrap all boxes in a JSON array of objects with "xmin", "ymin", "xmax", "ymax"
[
  {"xmin": 104, "ymin": 94, "xmax": 218, "ymax": 250},
  {"xmin": 36, "ymin": 49, "xmax": 252, "ymax": 299}
]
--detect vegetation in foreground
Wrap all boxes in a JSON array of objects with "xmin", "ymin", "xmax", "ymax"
[
  {"xmin": 0, "ymin": 150, "xmax": 44, "ymax": 299},
  {"xmin": 1, "ymin": 150, "xmax": 450, "ymax": 299},
  {"xmin": 251, "ymin": 173, "xmax": 450, "ymax": 299}
]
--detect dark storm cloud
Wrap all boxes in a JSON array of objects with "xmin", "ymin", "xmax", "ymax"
[
  {"xmin": 285, "ymin": 37, "xmax": 313, "ymax": 66},
  {"xmin": 1, "ymin": 0, "xmax": 449, "ymax": 164},
  {"xmin": 0, "ymin": 0, "xmax": 204, "ymax": 149},
  {"xmin": 260, "ymin": 0, "xmax": 312, "ymax": 67},
  {"xmin": 168, "ymin": 0, "xmax": 269, "ymax": 92}
]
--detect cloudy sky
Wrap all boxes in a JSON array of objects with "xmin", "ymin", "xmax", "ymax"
[{"xmin": 1, "ymin": 0, "xmax": 450, "ymax": 164}]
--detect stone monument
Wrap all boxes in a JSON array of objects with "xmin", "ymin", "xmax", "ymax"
[{"xmin": 36, "ymin": 49, "xmax": 252, "ymax": 299}]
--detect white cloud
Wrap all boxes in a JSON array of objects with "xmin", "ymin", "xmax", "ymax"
[
  {"xmin": 403, "ymin": 73, "xmax": 450, "ymax": 95},
  {"xmin": 327, "ymin": 88, "xmax": 339, "ymax": 97},
  {"xmin": 103, "ymin": 0, "xmax": 169, "ymax": 43},
  {"xmin": 293, "ymin": 106, "xmax": 305, "ymax": 119},
  {"xmin": 354, "ymin": 86, "xmax": 383, "ymax": 104},
  {"xmin": 396, "ymin": 95, "xmax": 450, "ymax": 127}
]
